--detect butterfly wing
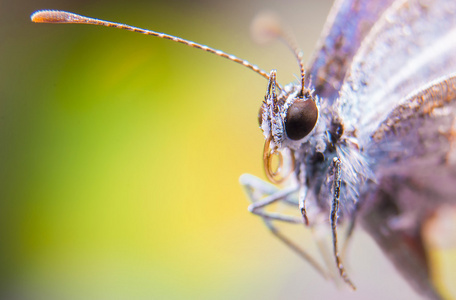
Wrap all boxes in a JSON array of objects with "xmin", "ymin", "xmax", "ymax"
[
  {"xmin": 334, "ymin": 0, "xmax": 456, "ymax": 296},
  {"xmin": 338, "ymin": 0, "xmax": 456, "ymax": 143},
  {"xmin": 362, "ymin": 74, "xmax": 456, "ymax": 300},
  {"xmin": 306, "ymin": 0, "xmax": 395, "ymax": 102}
]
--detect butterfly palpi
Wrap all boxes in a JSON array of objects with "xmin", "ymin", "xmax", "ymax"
[{"xmin": 31, "ymin": 0, "xmax": 456, "ymax": 298}]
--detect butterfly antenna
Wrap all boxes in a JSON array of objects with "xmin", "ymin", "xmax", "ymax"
[
  {"xmin": 251, "ymin": 12, "xmax": 306, "ymax": 97},
  {"xmin": 30, "ymin": 10, "xmax": 270, "ymax": 81}
]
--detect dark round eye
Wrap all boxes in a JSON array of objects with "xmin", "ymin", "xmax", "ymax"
[{"xmin": 285, "ymin": 98, "xmax": 318, "ymax": 140}]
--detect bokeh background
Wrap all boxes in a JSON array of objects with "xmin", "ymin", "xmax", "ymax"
[{"xmin": 1, "ymin": 0, "xmax": 455, "ymax": 299}]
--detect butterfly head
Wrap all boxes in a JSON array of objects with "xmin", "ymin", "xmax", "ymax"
[
  {"xmin": 259, "ymin": 71, "xmax": 319, "ymax": 148},
  {"xmin": 259, "ymin": 70, "xmax": 319, "ymax": 183}
]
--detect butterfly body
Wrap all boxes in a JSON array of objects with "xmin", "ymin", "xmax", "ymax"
[
  {"xmin": 261, "ymin": 80, "xmax": 368, "ymax": 219},
  {"xmin": 249, "ymin": 0, "xmax": 456, "ymax": 297}
]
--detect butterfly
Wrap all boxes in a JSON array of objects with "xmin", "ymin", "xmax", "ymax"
[{"xmin": 31, "ymin": 0, "xmax": 456, "ymax": 298}]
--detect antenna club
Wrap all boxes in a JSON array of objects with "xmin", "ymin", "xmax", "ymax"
[{"xmin": 31, "ymin": 10, "xmax": 86, "ymax": 24}]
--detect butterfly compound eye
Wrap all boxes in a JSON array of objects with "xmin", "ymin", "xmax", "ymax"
[{"xmin": 285, "ymin": 98, "xmax": 318, "ymax": 140}]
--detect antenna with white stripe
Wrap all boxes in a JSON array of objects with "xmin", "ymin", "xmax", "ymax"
[{"xmin": 31, "ymin": 10, "xmax": 271, "ymax": 80}]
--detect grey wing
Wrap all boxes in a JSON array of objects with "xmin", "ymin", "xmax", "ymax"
[
  {"xmin": 361, "ymin": 74, "xmax": 456, "ymax": 300},
  {"xmin": 338, "ymin": 0, "xmax": 456, "ymax": 144},
  {"xmin": 306, "ymin": 0, "xmax": 395, "ymax": 102}
]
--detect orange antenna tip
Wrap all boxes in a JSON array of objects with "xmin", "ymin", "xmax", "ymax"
[{"xmin": 31, "ymin": 10, "xmax": 87, "ymax": 24}]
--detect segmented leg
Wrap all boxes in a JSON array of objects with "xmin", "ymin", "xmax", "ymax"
[
  {"xmin": 331, "ymin": 157, "xmax": 356, "ymax": 290},
  {"xmin": 265, "ymin": 219, "xmax": 329, "ymax": 279},
  {"xmin": 240, "ymin": 174, "xmax": 301, "ymax": 223},
  {"xmin": 240, "ymin": 173, "xmax": 329, "ymax": 278},
  {"xmin": 297, "ymin": 161, "xmax": 309, "ymax": 226}
]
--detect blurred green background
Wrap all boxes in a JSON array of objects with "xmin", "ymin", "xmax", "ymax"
[{"xmin": 1, "ymin": 0, "xmax": 455, "ymax": 299}]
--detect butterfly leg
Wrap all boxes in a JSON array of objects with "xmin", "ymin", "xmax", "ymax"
[
  {"xmin": 331, "ymin": 157, "xmax": 356, "ymax": 290},
  {"xmin": 240, "ymin": 173, "xmax": 329, "ymax": 278},
  {"xmin": 297, "ymin": 162, "xmax": 310, "ymax": 225},
  {"xmin": 240, "ymin": 174, "xmax": 301, "ymax": 224}
]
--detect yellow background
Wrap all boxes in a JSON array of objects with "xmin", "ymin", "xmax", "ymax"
[{"xmin": 1, "ymin": 0, "xmax": 454, "ymax": 299}]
